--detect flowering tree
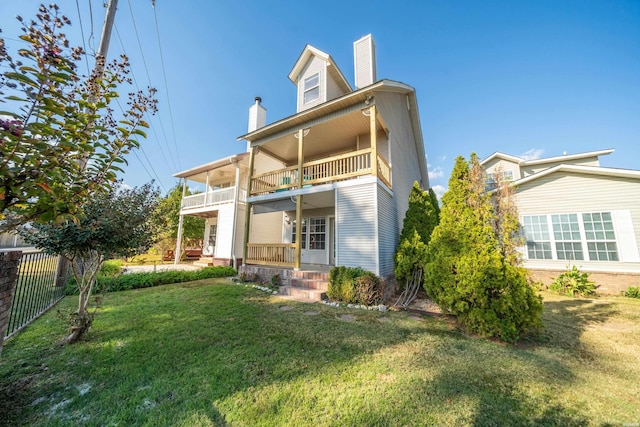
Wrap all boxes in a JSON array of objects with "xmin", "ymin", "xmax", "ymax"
[
  {"xmin": 0, "ymin": 4, "xmax": 157, "ymax": 232},
  {"xmin": 22, "ymin": 182, "xmax": 159, "ymax": 344}
]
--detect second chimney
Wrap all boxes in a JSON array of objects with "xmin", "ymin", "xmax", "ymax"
[
  {"xmin": 248, "ymin": 96, "xmax": 266, "ymax": 133},
  {"xmin": 354, "ymin": 34, "xmax": 376, "ymax": 89}
]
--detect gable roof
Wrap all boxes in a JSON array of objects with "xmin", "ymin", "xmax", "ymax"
[
  {"xmin": 288, "ymin": 44, "xmax": 351, "ymax": 93},
  {"xmin": 513, "ymin": 164, "xmax": 640, "ymax": 187},
  {"xmin": 481, "ymin": 149, "xmax": 615, "ymax": 167}
]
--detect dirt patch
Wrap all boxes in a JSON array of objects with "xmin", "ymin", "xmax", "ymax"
[
  {"xmin": 339, "ymin": 314, "xmax": 355, "ymax": 322},
  {"xmin": 407, "ymin": 298, "xmax": 442, "ymax": 314},
  {"xmin": 377, "ymin": 317, "xmax": 390, "ymax": 323},
  {"xmin": 279, "ymin": 306, "xmax": 293, "ymax": 311},
  {"xmin": 303, "ymin": 311, "xmax": 319, "ymax": 316}
]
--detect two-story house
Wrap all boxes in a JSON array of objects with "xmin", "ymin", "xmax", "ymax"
[
  {"xmin": 174, "ymin": 35, "xmax": 428, "ymax": 299},
  {"xmin": 236, "ymin": 34, "xmax": 428, "ymax": 293},
  {"xmin": 482, "ymin": 149, "xmax": 640, "ymax": 294}
]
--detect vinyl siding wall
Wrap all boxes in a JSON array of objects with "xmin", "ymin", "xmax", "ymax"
[
  {"xmin": 377, "ymin": 185, "xmax": 397, "ymax": 277},
  {"xmin": 214, "ymin": 204, "xmax": 235, "ymax": 259},
  {"xmin": 374, "ymin": 91, "xmax": 425, "ymax": 234},
  {"xmin": 516, "ymin": 172, "xmax": 640, "ymax": 273},
  {"xmin": 336, "ymin": 182, "xmax": 378, "ymax": 274},
  {"xmin": 249, "ymin": 211, "xmax": 284, "ymax": 244},
  {"xmin": 234, "ymin": 204, "xmax": 246, "ymax": 259},
  {"xmin": 297, "ymin": 56, "xmax": 326, "ymax": 112},
  {"xmin": 484, "ymin": 158, "xmax": 521, "ymax": 179}
]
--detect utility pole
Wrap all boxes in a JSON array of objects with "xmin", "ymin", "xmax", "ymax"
[{"xmin": 94, "ymin": 0, "xmax": 119, "ymax": 76}]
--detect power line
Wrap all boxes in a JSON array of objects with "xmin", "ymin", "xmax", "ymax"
[
  {"xmin": 74, "ymin": 0, "xmax": 91, "ymax": 72},
  {"xmin": 114, "ymin": 23, "xmax": 176, "ymax": 174},
  {"xmin": 152, "ymin": 1, "xmax": 182, "ymax": 170}
]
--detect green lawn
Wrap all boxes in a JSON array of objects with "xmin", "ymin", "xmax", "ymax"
[{"xmin": 1, "ymin": 281, "xmax": 639, "ymax": 426}]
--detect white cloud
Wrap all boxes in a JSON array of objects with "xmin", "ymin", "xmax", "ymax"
[
  {"xmin": 431, "ymin": 184, "xmax": 447, "ymax": 200},
  {"xmin": 427, "ymin": 165, "xmax": 444, "ymax": 180},
  {"xmin": 520, "ymin": 148, "xmax": 544, "ymax": 161}
]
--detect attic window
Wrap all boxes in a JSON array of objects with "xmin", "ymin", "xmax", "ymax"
[{"xmin": 303, "ymin": 73, "xmax": 320, "ymax": 104}]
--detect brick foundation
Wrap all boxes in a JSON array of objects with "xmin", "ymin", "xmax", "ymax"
[
  {"xmin": 528, "ymin": 268, "xmax": 640, "ymax": 295},
  {"xmin": 0, "ymin": 251, "xmax": 22, "ymax": 355}
]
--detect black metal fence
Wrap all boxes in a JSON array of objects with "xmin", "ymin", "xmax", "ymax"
[{"xmin": 5, "ymin": 251, "xmax": 69, "ymax": 339}]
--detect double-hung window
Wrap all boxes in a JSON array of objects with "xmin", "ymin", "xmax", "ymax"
[
  {"xmin": 522, "ymin": 215, "xmax": 552, "ymax": 259},
  {"xmin": 303, "ymin": 73, "xmax": 320, "ymax": 104},
  {"xmin": 583, "ymin": 212, "xmax": 618, "ymax": 261},
  {"xmin": 551, "ymin": 214, "xmax": 584, "ymax": 260}
]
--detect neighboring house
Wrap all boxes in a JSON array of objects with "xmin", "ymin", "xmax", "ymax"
[
  {"xmin": 482, "ymin": 149, "xmax": 640, "ymax": 294},
  {"xmin": 173, "ymin": 153, "xmax": 284, "ymax": 267},
  {"xmin": 235, "ymin": 34, "xmax": 429, "ymax": 279}
]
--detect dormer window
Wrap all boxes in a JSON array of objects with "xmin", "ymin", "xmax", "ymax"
[{"xmin": 303, "ymin": 73, "xmax": 320, "ymax": 104}]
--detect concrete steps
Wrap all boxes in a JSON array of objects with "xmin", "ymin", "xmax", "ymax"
[{"xmin": 279, "ymin": 270, "xmax": 329, "ymax": 302}]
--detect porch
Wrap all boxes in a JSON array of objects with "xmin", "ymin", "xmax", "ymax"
[
  {"xmin": 180, "ymin": 186, "xmax": 246, "ymax": 213},
  {"xmin": 250, "ymin": 148, "xmax": 391, "ymax": 196}
]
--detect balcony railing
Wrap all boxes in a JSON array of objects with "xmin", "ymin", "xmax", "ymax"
[
  {"xmin": 181, "ymin": 186, "xmax": 245, "ymax": 210},
  {"xmin": 250, "ymin": 149, "xmax": 391, "ymax": 196},
  {"xmin": 246, "ymin": 243, "xmax": 296, "ymax": 267}
]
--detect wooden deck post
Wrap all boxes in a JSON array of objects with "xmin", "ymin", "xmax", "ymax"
[
  {"xmin": 294, "ymin": 129, "xmax": 305, "ymax": 270},
  {"xmin": 370, "ymin": 104, "xmax": 377, "ymax": 178},
  {"xmin": 243, "ymin": 146, "xmax": 256, "ymax": 266}
]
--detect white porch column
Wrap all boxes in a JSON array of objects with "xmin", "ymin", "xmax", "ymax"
[
  {"xmin": 294, "ymin": 129, "xmax": 305, "ymax": 270},
  {"xmin": 230, "ymin": 161, "xmax": 241, "ymax": 268},
  {"xmin": 174, "ymin": 179, "xmax": 187, "ymax": 264},
  {"xmin": 243, "ymin": 146, "xmax": 256, "ymax": 266},
  {"xmin": 370, "ymin": 104, "xmax": 377, "ymax": 178}
]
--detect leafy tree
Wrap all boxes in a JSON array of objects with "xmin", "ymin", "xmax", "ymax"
[
  {"xmin": 428, "ymin": 187, "xmax": 440, "ymax": 223},
  {"xmin": 424, "ymin": 154, "xmax": 542, "ymax": 342},
  {"xmin": 393, "ymin": 182, "xmax": 439, "ymax": 307},
  {"xmin": 21, "ymin": 182, "xmax": 160, "ymax": 344},
  {"xmin": 151, "ymin": 184, "xmax": 205, "ymax": 258},
  {"xmin": 0, "ymin": 4, "xmax": 157, "ymax": 233},
  {"xmin": 489, "ymin": 165, "xmax": 522, "ymax": 265}
]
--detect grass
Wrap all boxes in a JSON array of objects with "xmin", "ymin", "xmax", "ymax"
[{"xmin": 1, "ymin": 282, "xmax": 639, "ymax": 426}]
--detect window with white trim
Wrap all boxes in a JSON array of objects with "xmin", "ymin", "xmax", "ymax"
[
  {"xmin": 292, "ymin": 217, "xmax": 326, "ymax": 250},
  {"xmin": 522, "ymin": 215, "xmax": 552, "ymax": 259},
  {"xmin": 583, "ymin": 212, "xmax": 618, "ymax": 261},
  {"xmin": 303, "ymin": 73, "xmax": 320, "ymax": 104},
  {"xmin": 551, "ymin": 214, "xmax": 583, "ymax": 261},
  {"xmin": 522, "ymin": 212, "xmax": 621, "ymax": 262}
]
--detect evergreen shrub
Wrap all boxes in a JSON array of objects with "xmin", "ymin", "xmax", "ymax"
[{"xmin": 624, "ymin": 286, "xmax": 640, "ymax": 298}]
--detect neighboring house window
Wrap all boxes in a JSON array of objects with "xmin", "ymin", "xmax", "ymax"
[
  {"xmin": 485, "ymin": 173, "xmax": 496, "ymax": 191},
  {"xmin": 522, "ymin": 215, "xmax": 552, "ymax": 259},
  {"xmin": 303, "ymin": 73, "xmax": 320, "ymax": 104},
  {"xmin": 503, "ymin": 170, "xmax": 514, "ymax": 181},
  {"xmin": 309, "ymin": 217, "xmax": 326, "ymax": 250},
  {"xmin": 583, "ymin": 212, "xmax": 619, "ymax": 261},
  {"xmin": 552, "ymin": 214, "xmax": 584, "ymax": 261},
  {"xmin": 292, "ymin": 218, "xmax": 307, "ymax": 249}
]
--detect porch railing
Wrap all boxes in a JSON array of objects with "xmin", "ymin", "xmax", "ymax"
[
  {"xmin": 246, "ymin": 243, "xmax": 296, "ymax": 267},
  {"xmin": 5, "ymin": 251, "xmax": 69, "ymax": 339},
  {"xmin": 251, "ymin": 149, "xmax": 387, "ymax": 196},
  {"xmin": 181, "ymin": 186, "xmax": 245, "ymax": 210},
  {"xmin": 377, "ymin": 155, "xmax": 392, "ymax": 189}
]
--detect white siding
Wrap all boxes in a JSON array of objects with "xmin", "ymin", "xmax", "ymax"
[
  {"xmin": 517, "ymin": 171, "xmax": 640, "ymax": 273},
  {"xmin": 354, "ymin": 35, "xmax": 376, "ymax": 89},
  {"xmin": 254, "ymin": 151, "xmax": 285, "ymax": 175},
  {"xmin": 377, "ymin": 185, "xmax": 397, "ymax": 277},
  {"xmin": 214, "ymin": 204, "xmax": 235, "ymax": 259},
  {"xmin": 336, "ymin": 183, "xmax": 378, "ymax": 273},
  {"xmin": 297, "ymin": 56, "xmax": 326, "ymax": 113},
  {"xmin": 375, "ymin": 92, "xmax": 425, "ymax": 234},
  {"xmin": 326, "ymin": 72, "xmax": 345, "ymax": 102}
]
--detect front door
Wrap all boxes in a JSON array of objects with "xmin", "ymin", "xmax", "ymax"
[
  {"xmin": 294, "ymin": 216, "xmax": 328, "ymax": 265},
  {"xmin": 205, "ymin": 222, "xmax": 217, "ymax": 256}
]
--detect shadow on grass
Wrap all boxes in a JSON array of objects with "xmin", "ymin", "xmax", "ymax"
[{"xmin": 0, "ymin": 286, "xmax": 621, "ymax": 426}]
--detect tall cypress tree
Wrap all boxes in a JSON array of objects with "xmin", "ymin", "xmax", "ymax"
[
  {"xmin": 424, "ymin": 155, "xmax": 542, "ymax": 342},
  {"xmin": 393, "ymin": 182, "xmax": 439, "ymax": 307}
]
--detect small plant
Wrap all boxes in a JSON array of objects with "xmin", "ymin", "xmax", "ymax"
[
  {"xmin": 327, "ymin": 266, "xmax": 380, "ymax": 305},
  {"xmin": 271, "ymin": 274, "xmax": 282, "ymax": 287},
  {"xmin": 623, "ymin": 286, "xmax": 640, "ymax": 299},
  {"xmin": 549, "ymin": 266, "xmax": 596, "ymax": 297},
  {"xmin": 355, "ymin": 275, "xmax": 382, "ymax": 306}
]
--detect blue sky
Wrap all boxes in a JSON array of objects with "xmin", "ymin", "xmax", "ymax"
[{"xmin": 2, "ymin": 0, "xmax": 639, "ymax": 197}]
